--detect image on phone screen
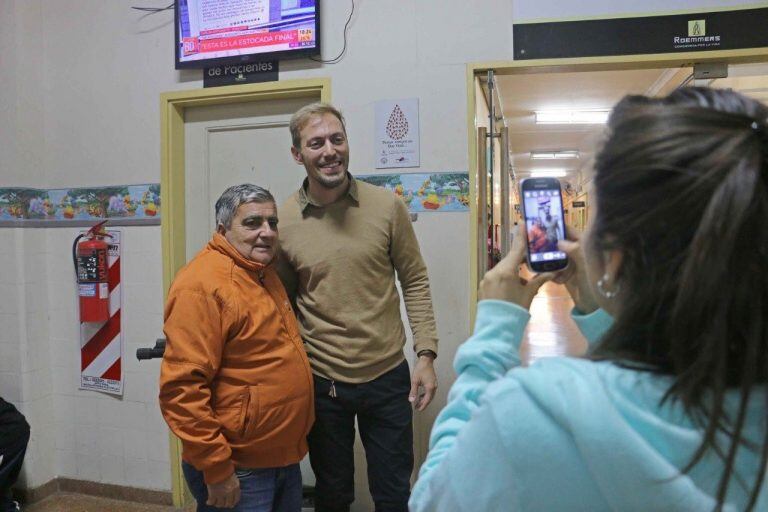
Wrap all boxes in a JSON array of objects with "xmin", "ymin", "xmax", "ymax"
[{"xmin": 522, "ymin": 189, "xmax": 567, "ymax": 266}]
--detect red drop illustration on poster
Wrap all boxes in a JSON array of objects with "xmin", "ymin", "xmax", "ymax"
[{"xmin": 386, "ymin": 105, "xmax": 409, "ymax": 140}]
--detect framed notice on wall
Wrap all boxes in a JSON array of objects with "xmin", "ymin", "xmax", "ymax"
[{"xmin": 375, "ymin": 98, "xmax": 420, "ymax": 169}]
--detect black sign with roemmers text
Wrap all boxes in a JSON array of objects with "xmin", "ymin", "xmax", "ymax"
[{"xmin": 513, "ymin": 8, "xmax": 768, "ymax": 60}]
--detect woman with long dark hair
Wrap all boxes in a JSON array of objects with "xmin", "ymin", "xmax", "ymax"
[{"xmin": 410, "ymin": 87, "xmax": 767, "ymax": 511}]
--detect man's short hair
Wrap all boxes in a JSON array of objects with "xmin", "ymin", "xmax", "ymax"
[
  {"xmin": 215, "ymin": 184, "xmax": 275, "ymax": 229},
  {"xmin": 289, "ymin": 102, "xmax": 347, "ymax": 149}
]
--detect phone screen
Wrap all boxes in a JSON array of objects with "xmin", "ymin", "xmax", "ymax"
[{"xmin": 522, "ymin": 187, "xmax": 567, "ymax": 269}]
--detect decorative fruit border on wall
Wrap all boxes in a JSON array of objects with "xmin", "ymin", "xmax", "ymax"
[
  {"xmin": 357, "ymin": 172, "xmax": 469, "ymax": 213},
  {"xmin": 0, "ymin": 184, "xmax": 160, "ymax": 227}
]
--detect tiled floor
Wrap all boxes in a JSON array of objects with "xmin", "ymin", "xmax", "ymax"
[
  {"xmin": 519, "ymin": 281, "xmax": 588, "ymax": 366},
  {"xmin": 22, "ymin": 494, "xmax": 193, "ymax": 512}
]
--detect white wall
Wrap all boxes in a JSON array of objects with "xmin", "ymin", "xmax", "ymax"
[
  {"xmin": 0, "ymin": 0, "xmax": 760, "ymax": 495},
  {"xmin": 1, "ymin": 0, "xmax": 56, "ymax": 491},
  {"xmin": 44, "ymin": 226, "xmax": 168, "ymax": 489},
  {"xmin": 1, "ymin": 0, "xmax": 171, "ymax": 491}
]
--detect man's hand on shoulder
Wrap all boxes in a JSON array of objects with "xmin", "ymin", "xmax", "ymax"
[
  {"xmin": 207, "ymin": 471, "xmax": 240, "ymax": 508},
  {"xmin": 410, "ymin": 351, "xmax": 438, "ymax": 412}
]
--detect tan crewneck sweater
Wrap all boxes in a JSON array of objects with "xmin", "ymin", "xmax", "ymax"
[{"xmin": 277, "ymin": 176, "xmax": 438, "ymax": 383}]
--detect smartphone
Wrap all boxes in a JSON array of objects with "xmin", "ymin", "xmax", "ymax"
[{"xmin": 519, "ymin": 177, "xmax": 568, "ymax": 272}]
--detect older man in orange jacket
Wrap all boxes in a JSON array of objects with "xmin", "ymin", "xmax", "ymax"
[{"xmin": 159, "ymin": 184, "xmax": 314, "ymax": 511}]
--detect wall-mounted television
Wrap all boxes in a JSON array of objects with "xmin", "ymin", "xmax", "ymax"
[{"xmin": 175, "ymin": 0, "xmax": 320, "ymax": 69}]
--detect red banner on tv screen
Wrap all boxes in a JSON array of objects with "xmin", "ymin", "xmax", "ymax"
[{"xmin": 184, "ymin": 30, "xmax": 300, "ymax": 55}]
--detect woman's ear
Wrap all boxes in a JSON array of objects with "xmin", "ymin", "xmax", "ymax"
[{"xmin": 603, "ymin": 249, "xmax": 624, "ymax": 282}]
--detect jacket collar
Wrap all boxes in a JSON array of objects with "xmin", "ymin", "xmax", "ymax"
[
  {"xmin": 208, "ymin": 232, "xmax": 270, "ymax": 273},
  {"xmin": 297, "ymin": 173, "xmax": 359, "ymax": 211}
]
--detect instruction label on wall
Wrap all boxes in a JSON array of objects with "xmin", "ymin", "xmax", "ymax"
[{"xmin": 375, "ymin": 98, "xmax": 420, "ymax": 169}]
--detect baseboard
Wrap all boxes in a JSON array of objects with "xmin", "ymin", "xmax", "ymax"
[
  {"xmin": 15, "ymin": 477, "xmax": 173, "ymax": 506},
  {"xmin": 13, "ymin": 479, "xmax": 58, "ymax": 504}
]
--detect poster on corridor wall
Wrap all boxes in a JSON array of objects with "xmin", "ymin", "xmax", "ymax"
[
  {"xmin": 375, "ymin": 98, "xmax": 420, "ymax": 169},
  {"xmin": 79, "ymin": 230, "xmax": 124, "ymax": 396}
]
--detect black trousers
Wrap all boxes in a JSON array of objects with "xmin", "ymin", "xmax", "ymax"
[
  {"xmin": 308, "ymin": 360, "xmax": 413, "ymax": 512},
  {"xmin": 0, "ymin": 400, "xmax": 30, "ymax": 507}
]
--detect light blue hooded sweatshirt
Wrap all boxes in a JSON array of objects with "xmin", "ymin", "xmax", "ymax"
[{"xmin": 410, "ymin": 300, "xmax": 766, "ymax": 512}]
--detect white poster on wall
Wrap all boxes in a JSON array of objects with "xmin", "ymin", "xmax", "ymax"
[{"xmin": 375, "ymin": 98, "xmax": 420, "ymax": 169}]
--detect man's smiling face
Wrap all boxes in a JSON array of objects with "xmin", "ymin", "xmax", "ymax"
[{"xmin": 291, "ymin": 113, "xmax": 350, "ymax": 190}]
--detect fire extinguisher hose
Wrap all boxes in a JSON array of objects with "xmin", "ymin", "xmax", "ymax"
[{"xmin": 72, "ymin": 233, "xmax": 86, "ymax": 279}]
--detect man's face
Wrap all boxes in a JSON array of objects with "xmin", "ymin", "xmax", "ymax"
[
  {"xmin": 219, "ymin": 201, "xmax": 278, "ymax": 265},
  {"xmin": 291, "ymin": 113, "xmax": 350, "ymax": 190}
]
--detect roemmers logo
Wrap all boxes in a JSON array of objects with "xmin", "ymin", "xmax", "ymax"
[
  {"xmin": 675, "ymin": 19, "xmax": 719, "ymax": 46},
  {"xmin": 688, "ymin": 20, "xmax": 705, "ymax": 37}
]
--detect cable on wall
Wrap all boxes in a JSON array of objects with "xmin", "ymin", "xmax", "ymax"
[
  {"xmin": 310, "ymin": 0, "xmax": 355, "ymax": 65},
  {"xmin": 131, "ymin": 2, "xmax": 174, "ymax": 13},
  {"xmin": 677, "ymin": 73, "xmax": 695, "ymax": 89}
]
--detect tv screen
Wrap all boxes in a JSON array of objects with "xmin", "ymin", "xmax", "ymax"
[{"xmin": 175, "ymin": 0, "xmax": 320, "ymax": 69}]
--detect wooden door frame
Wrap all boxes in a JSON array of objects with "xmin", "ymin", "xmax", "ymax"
[
  {"xmin": 466, "ymin": 47, "xmax": 768, "ymax": 322},
  {"xmin": 159, "ymin": 78, "xmax": 331, "ymax": 506}
]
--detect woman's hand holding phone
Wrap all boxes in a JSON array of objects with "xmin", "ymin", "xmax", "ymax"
[
  {"xmin": 479, "ymin": 224, "xmax": 554, "ymax": 309},
  {"xmin": 554, "ymin": 227, "xmax": 600, "ymax": 315}
]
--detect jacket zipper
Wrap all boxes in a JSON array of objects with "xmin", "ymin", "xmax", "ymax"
[{"xmin": 261, "ymin": 269, "xmax": 317, "ymax": 413}]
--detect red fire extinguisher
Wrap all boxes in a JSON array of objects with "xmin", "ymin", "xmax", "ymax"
[{"xmin": 73, "ymin": 221, "xmax": 112, "ymax": 323}]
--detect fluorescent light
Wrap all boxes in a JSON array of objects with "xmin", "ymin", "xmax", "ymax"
[
  {"xmin": 535, "ymin": 109, "xmax": 610, "ymax": 125},
  {"xmin": 530, "ymin": 150, "xmax": 579, "ymax": 160},
  {"xmin": 530, "ymin": 169, "xmax": 567, "ymax": 178}
]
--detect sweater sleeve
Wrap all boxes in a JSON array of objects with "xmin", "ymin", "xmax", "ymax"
[
  {"xmin": 389, "ymin": 195, "xmax": 438, "ymax": 355},
  {"xmin": 159, "ymin": 289, "xmax": 236, "ymax": 485},
  {"xmin": 410, "ymin": 300, "xmax": 529, "ymax": 511},
  {"xmin": 571, "ymin": 308, "xmax": 613, "ymax": 348}
]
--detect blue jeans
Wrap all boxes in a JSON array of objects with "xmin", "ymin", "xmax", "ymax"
[{"xmin": 183, "ymin": 462, "xmax": 302, "ymax": 512}]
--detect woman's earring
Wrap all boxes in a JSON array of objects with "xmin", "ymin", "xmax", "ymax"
[{"xmin": 596, "ymin": 273, "xmax": 619, "ymax": 299}]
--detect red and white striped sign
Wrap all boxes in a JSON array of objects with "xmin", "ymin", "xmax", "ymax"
[{"xmin": 80, "ymin": 230, "xmax": 123, "ymax": 396}]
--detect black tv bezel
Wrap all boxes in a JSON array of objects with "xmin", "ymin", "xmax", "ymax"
[{"xmin": 174, "ymin": 0, "xmax": 321, "ymax": 70}]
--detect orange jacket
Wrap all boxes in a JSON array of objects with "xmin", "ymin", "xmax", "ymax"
[{"xmin": 159, "ymin": 233, "xmax": 314, "ymax": 484}]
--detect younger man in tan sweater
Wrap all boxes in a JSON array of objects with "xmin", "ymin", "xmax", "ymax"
[{"xmin": 278, "ymin": 103, "xmax": 439, "ymax": 512}]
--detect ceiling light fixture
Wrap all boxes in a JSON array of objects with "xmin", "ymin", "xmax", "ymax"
[
  {"xmin": 530, "ymin": 150, "xmax": 580, "ymax": 160},
  {"xmin": 534, "ymin": 109, "xmax": 610, "ymax": 125},
  {"xmin": 530, "ymin": 169, "xmax": 568, "ymax": 178}
]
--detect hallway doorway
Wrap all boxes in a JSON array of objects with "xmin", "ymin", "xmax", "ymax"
[{"xmin": 468, "ymin": 51, "xmax": 768, "ymax": 363}]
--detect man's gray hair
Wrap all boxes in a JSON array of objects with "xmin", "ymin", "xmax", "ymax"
[
  {"xmin": 289, "ymin": 102, "xmax": 346, "ymax": 149},
  {"xmin": 215, "ymin": 184, "xmax": 275, "ymax": 229}
]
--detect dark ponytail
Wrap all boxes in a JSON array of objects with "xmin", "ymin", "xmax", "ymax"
[{"xmin": 590, "ymin": 87, "xmax": 768, "ymax": 510}]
